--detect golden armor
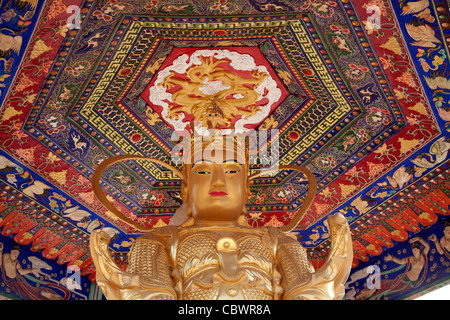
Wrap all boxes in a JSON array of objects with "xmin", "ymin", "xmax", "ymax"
[{"xmin": 89, "ymin": 129, "xmax": 353, "ymax": 300}]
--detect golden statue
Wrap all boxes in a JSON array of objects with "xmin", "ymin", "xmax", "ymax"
[{"xmin": 89, "ymin": 126, "xmax": 352, "ymax": 300}]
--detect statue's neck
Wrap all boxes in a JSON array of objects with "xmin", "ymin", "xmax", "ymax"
[{"xmin": 192, "ymin": 219, "xmax": 239, "ymax": 228}]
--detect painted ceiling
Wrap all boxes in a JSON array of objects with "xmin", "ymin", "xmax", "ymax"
[{"xmin": 0, "ymin": 0, "xmax": 449, "ymax": 300}]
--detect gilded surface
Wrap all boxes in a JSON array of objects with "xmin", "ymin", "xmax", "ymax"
[
  {"xmin": 91, "ymin": 211, "xmax": 352, "ymax": 300},
  {"xmin": 172, "ymin": 227, "xmax": 279, "ymax": 300},
  {"xmin": 90, "ymin": 130, "xmax": 353, "ymax": 300}
]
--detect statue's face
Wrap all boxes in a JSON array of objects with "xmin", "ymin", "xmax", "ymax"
[{"xmin": 188, "ymin": 149, "xmax": 247, "ymax": 225}]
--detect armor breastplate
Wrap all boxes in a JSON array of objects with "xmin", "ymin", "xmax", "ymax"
[{"xmin": 173, "ymin": 229, "xmax": 281, "ymax": 300}]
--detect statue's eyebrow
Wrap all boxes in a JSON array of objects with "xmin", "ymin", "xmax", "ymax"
[
  {"xmin": 191, "ymin": 159, "xmax": 242, "ymax": 167},
  {"xmin": 223, "ymin": 159, "xmax": 242, "ymax": 165},
  {"xmin": 191, "ymin": 159, "xmax": 213, "ymax": 167}
]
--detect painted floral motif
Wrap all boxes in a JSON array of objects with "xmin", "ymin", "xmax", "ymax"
[{"xmin": 346, "ymin": 64, "xmax": 370, "ymax": 80}]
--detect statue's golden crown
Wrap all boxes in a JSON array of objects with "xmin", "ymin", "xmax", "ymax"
[{"xmin": 181, "ymin": 120, "xmax": 249, "ymax": 165}]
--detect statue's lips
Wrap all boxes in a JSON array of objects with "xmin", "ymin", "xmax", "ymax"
[{"xmin": 209, "ymin": 191, "xmax": 228, "ymax": 196}]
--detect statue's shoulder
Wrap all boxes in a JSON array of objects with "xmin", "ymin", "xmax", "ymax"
[
  {"xmin": 135, "ymin": 225, "xmax": 179, "ymax": 244},
  {"xmin": 265, "ymin": 226, "xmax": 303, "ymax": 246}
]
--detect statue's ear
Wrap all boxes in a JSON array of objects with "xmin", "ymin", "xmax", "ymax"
[
  {"xmin": 237, "ymin": 206, "xmax": 252, "ymax": 228},
  {"xmin": 181, "ymin": 164, "xmax": 189, "ymax": 204},
  {"xmin": 246, "ymin": 176, "xmax": 250, "ymax": 200},
  {"xmin": 180, "ymin": 204, "xmax": 195, "ymax": 227},
  {"xmin": 168, "ymin": 199, "xmax": 195, "ymax": 227},
  {"xmin": 168, "ymin": 203, "xmax": 188, "ymax": 226}
]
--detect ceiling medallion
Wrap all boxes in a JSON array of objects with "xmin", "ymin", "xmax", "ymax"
[{"xmin": 142, "ymin": 47, "xmax": 289, "ymax": 134}]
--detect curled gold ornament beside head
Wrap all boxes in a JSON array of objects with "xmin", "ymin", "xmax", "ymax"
[
  {"xmin": 249, "ymin": 165, "xmax": 317, "ymax": 233},
  {"xmin": 92, "ymin": 155, "xmax": 182, "ymax": 233}
]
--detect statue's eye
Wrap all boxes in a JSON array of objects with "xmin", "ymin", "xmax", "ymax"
[
  {"xmin": 224, "ymin": 162, "xmax": 241, "ymax": 174},
  {"xmin": 225, "ymin": 170, "xmax": 240, "ymax": 174},
  {"xmin": 195, "ymin": 170, "xmax": 211, "ymax": 175}
]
